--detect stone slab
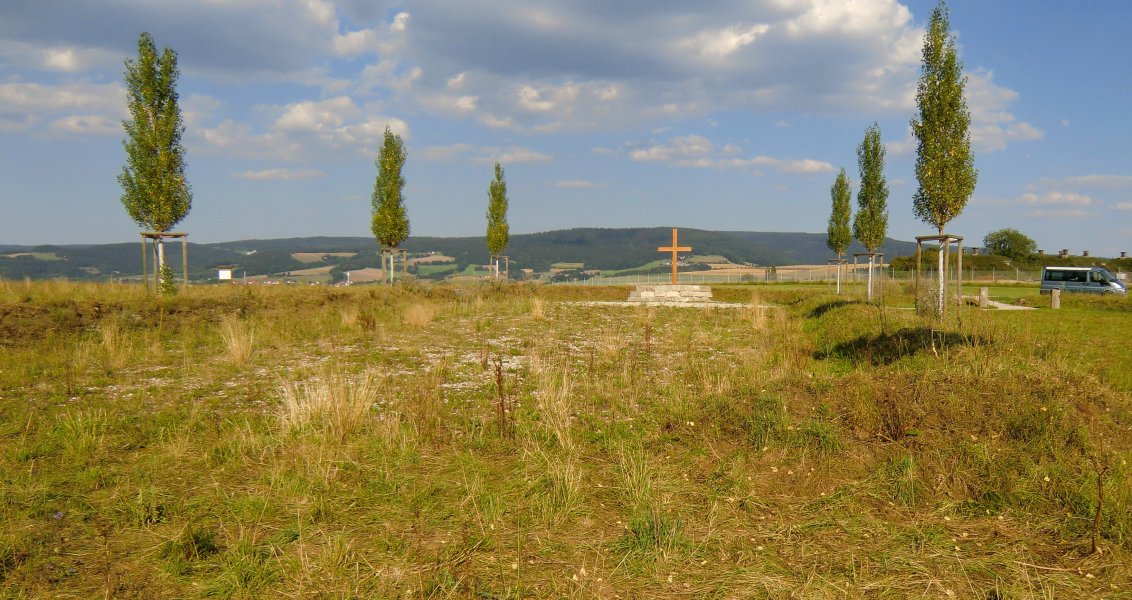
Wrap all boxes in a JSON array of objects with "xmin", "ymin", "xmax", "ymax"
[{"xmin": 627, "ymin": 284, "xmax": 714, "ymax": 303}]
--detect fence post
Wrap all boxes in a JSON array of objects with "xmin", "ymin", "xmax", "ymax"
[{"xmin": 1051, "ymin": 288, "xmax": 1061, "ymax": 309}]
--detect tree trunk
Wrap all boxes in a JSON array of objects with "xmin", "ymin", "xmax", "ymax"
[
  {"xmin": 836, "ymin": 254, "xmax": 842, "ymax": 295},
  {"xmin": 866, "ymin": 255, "xmax": 874, "ymax": 301},
  {"xmin": 937, "ymin": 243, "xmax": 946, "ymax": 317}
]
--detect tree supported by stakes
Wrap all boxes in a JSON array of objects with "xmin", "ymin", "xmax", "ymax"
[
  {"xmin": 486, "ymin": 162, "xmax": 510, "ymax": 279},
  {"xmin": 139, "ymin": 232, "xmax": 188, "ymax": 292},
  {"xmin": 371, "ymin": 126, "xmax": 409, "ymax": 284},
  {"xmin": 380, "ymin": 248, "xmax": 408, "ymax": 284},
  {"xmin": 827, "ymin": 167, "xmax": 853, "ymax": 295},
  {"xmin": 911, "ymin": 1, "xmax": 977, "ymax": 316},
  {"xmin": 488, "ymin": 255, "xmax": 510, "ymax": 280},
  {"xmin": 119, "ymin": 32, "xmax": 192, "ymax": 293},
  {"xmin": 853, "ymin": 123, "xmax": 888, "ymax": 302},
  {"xmin": 915, "ymin": 234, "xmax": 964, "ymax": 317}
]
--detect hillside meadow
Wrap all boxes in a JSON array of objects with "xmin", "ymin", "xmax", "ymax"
[{"xmin": 1, "ymin": 279, "xmax": 1130, "ymax": 598}]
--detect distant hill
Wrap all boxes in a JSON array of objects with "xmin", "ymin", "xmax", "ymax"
[{"xmin": 0, "ymin": 228, "xmax": 921, "ymax": 281}]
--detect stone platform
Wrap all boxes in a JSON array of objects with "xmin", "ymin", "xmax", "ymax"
[{"xmin": 627, "ymin": 284, "xmax": 713, "ymax": 303}]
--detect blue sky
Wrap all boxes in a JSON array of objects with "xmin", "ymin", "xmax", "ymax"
[{"xmin": 1, "ymin": 0, "xmax": 1130, "ymax": 256}]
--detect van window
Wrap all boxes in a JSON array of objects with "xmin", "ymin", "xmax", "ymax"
[{"xmin": 1049, "ymin": 270, "xmax": 1088, "ymax": 283}]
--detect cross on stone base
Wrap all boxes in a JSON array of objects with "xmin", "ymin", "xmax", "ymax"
[{"xmin": 657, "ymin": 227, "xmax": 691, "ymax": 285}]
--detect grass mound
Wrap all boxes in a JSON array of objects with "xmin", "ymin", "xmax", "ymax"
[{"xmin": 1, "ymin": 279, "xmax": 1130, "ymax": 597}]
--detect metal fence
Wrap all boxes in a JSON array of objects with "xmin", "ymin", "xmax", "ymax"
[{"xmin": 556, "ymin": 267, "xmax": 1046, "ymax": 286}]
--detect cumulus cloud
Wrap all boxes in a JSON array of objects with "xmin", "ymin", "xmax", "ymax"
[
  {"xmin": 0, "ymin": 81, "xmax": 124, "ymax": 137},
  {"xmin": 966, "ymin": 69, "xmax": 1044, "ymax": 152},
  {"xmin": 627, "ymin": 134, "xmax": 833, "ymax": 174},
  {"xmin": 384, "ymin": 0, "xmax": 932, "ymax": 131},
  {"xmin": 192, "ymin": 95, "xmax": 408, "ymax": 160}
]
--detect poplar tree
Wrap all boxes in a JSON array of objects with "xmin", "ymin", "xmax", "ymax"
[
  {"xmin": 371, "ymin": 126, "xmax": 409, "ymax": 283},
  {"xmin": 826, "ymin": 168, "xmax": 852, "ymax": 294},
  {"xmin": 119, "ymin": 32, "xmax": 191, "ymax": 292},
  {"xmin": 912, "ymin": 1, "xmax": 976, "ymax": 234},
  {"xmin": 853, "ymin": 123, "xmax": 888, "ymax": 301},
  {"xmin": 485, "ymin": 162, "xmax": 510, "ymax": 278},
  {"xmin": 911, "ymin": 1, "xmax": 976, "ymax": 314}
]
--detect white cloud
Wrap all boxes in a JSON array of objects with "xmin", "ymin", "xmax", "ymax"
[
  {"xmin": 743, "ymin": 156, "xmax": 834, "ymax": 174},
  {"xmin": 684, "ymin": 23, "xmax": 770, "ymax": 58},
  {"xmin": 273, "ymin": 96, "xmax": 360, "ymax": 132},
  {"xmin": 0, "ymin": 81, "xmax": 123, "ymax": 115},
  {"xmin": 419, "ymin": 94, "xmax": 478, "ymax": 116},
  {"xmin": 46, "ymin": 114, "xmax": 119, "ymax": 137},
  {"xmin": 485, "ymin": 146, "xmax": 553, "ymax": 164},
  {"xmin": 1114, "ymin": 202, "xmax": 1132, "ymax": 211},
  {"xmin": 966, "ymin": 69, "xmax": 1044, "ymax": 152},
  {"xmin": 627, "ymin": 134, "xmax": 832, "ymax": 174},
  {"xmin": 629, "ymin": 135, "xmax": 714, "ymax": 163},
  {"xmin": 1062, "ymin": 175, "xmax": 1132, "ymax": 189},
  {"xmin": 1025, "ymin": 209, "xmax": 1088, "ymax": 218},
  {"xmin": 420, "ymin": 143, "xmax": 552, "ymax": 164},
  {"xmin": 555, "ymin": 179, "xmax": 609, "ymax": 189},
  {"xmin": 193, "ymin": 95, "xmax": 408, "ymax": 161},
  {"xmin": 236, "ymin": 168, "xmax": 326, "ymax": 180},
  {"xmin": 1019, "ymin": 191, "xmax": 1093, "ymax": 206},
  {"xmin": 391, "ymin": 11, "xmax": 411, "ymax": 33},
  {"xmin": 0, "ymin": 81, "xmax": 124, "ymax": 138}
]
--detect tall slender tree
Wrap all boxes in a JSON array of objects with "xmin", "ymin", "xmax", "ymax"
[
  {"xmin": 119, "ymin": 32, "xmax": 191, "ymax": 292},
  {"xmin": 853, "ymin": 123, "xmax": 888, "ymax": 301},
  {"xmin": 371, "ymin": 126, "xmax": 409, "ymax": 283},
  {"xmin": 826, "ymin": 168, "xmax": 852, "ymax": 294},
  {"xmin": 485, "ymin": 162, "xmax": 510, "ymax": 278},
  {"xmin": 911, "ymin": 0, "xmax": 977, "ymax": 313}
]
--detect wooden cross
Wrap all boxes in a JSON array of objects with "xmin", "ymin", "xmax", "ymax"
[{"xmin": 657, "ymin": 227, "xmax": 691, "ymax": 284}]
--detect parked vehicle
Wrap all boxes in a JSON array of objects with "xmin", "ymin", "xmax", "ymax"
[{"xmin": 1040, "ymin": 266, "xmax": 1126, "ymax": 295}]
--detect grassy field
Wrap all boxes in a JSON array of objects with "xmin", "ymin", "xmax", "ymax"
[{"xmin": 1, "ymin": 279, "xmax": 1130, "ymax": 598}]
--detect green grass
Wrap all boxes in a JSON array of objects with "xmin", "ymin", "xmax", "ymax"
[
  {"xmin": 1, "ymin": 280, "xmax": 1130, "ymax": 597},
  {"xmin": 416, "ymin": 263, "xmax": 458, "ymax": 276}
]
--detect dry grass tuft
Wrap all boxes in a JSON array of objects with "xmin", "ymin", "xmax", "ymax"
[
  {"xmin": 535, "ymin": 368, "xmax": 574, "ymax": 453},
  {"xmin": 402, "ymin": 302, "xmax": 436, "ymax": 327},
  {"xmin": 338, "ymin": 304, "xmax": 359, "ymax": 329},
  {"xmin": 98, "ymin": 318, "xmax": 134, "ymax": 370},
  {"xmin": 748, "ymin": 291, "xmax": 768, "ymax": 331},
  {"xmin": 529, "ymin": 296, "xmax": 546, "ymax": 320},
  {"xmin": 277, "ymin": 368, "xmax": 382, "ymax": 440},
  {"xmin": 219, "ymin": 315, "xmax": 255, "ymax": 364}
]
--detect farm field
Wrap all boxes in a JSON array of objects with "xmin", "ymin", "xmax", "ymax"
[{"xmin": 1, "ymin": 280, "xmax": 1130, "ymax": 598}]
